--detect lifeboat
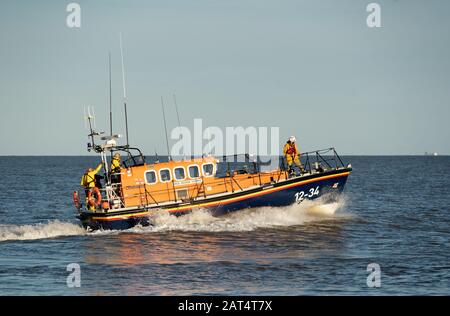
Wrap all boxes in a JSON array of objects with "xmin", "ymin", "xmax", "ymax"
[
  {"xmin": 74, "ymin": 136, "xmax": 352, "ymax": 231},
  {"xmin": 73, "ymin": 44, "xmax": 352, "ymax": 231}
]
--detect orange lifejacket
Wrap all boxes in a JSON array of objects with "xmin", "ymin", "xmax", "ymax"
[{"xmin": 285, "ymin": 143, "xmax": 296, "ymax": 155}]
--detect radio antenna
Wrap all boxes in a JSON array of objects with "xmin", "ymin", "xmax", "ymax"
[
  {"xmin": 120, "ymin": 32, "xmax": 129, "ymax": 147},
  {"xmin": 173, "ymin": 94, "xmax": 185, "ymax": 160},
  {"xmin": 154, "ymin": 148, "xmax": 160, "ymax": 163},
  {"xmin": 91, "ymin": 106, "xmax": 97, "ymax": 129},
  {"xmin": 86, "ymin": 106, "xmax": 96, "ymax": 146},
  {"xmin": 83, "ymin": 106, "xmax": 88, "ymax": 129},
  {"xmin": 173, "ymin": 94, "xmax": 182, "ymax": 128},
  {"xmin": 108, "ymin": 52, "xmax": 113, "ymax": 136},
  {"xmin": 161, "ymin": 96, "xmax": 171, "ymax": 161}
]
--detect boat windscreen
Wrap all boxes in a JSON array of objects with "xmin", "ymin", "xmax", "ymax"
[
  {"xmin": 122, "ymin": 154, "xmax": 145, "ymax": 168},
  {"xmin": 216, "ymin": 154, "xmax": 261, "ymax": 177}
]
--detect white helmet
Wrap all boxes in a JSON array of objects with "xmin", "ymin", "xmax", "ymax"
[{"xmin": 289, "ymin": 136, "xmax": 296, "ymax": 143}]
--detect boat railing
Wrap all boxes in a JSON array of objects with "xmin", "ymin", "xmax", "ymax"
[
  {"xmin": 287, "ymin": 147, "xmax": 347, "ymax": 174},
  {"xmin": 218, "ymin": 148, "xmax": 346, "ymax": 175},
  {"xmin": 119, "ymin": 171, "xmax": 264, "ymax": 206},
  {"xmin": 77, "ymin": 181, "xmax": 125, "ymax": 210}
]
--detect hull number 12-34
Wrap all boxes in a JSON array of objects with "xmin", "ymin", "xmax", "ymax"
[{"xmin": 295, "ymin": 186, "xmax": 320, "ymax": 203}]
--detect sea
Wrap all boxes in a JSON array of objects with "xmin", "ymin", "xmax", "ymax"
[{"xmin": 0, "ymin": 156, "xmax": 449, "ymax": 295}]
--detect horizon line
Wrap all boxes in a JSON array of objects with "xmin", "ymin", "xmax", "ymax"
[{"xmin": 0, "ymin": 154, "xmax": 448, "ymax": 157}]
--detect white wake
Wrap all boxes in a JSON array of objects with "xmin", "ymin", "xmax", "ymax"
[
  {"xmin": 130, "ymin": 197, "xmax": 347, "ymax": 233},
  {"xmin": 0, "ymin": 197, "xmax": 347, "ymax": 241},
  {"xmin": 0, "ymin": 220, "xmax": 87, "ymax": 242}
]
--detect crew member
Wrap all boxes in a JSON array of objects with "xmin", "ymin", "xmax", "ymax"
[
  {"xmin": 283, "ymin": 136, "xmax": 304, "ymax": 176},
  {"xmin": 111, "ymin": 153, "xmax": 121, "ymax": 173},
  {"xmin": 80, "ymin": 163, "xmax": 103, "ymax": 196},
  {"xmin": 110, "ymin": 153, "xmax": 122, "ymax": 184}
]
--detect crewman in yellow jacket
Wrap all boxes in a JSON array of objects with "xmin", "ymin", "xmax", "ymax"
[
  {"xmin": 111, "ymin": 153, "xmax": 121, "ymax": 173},
  {"xmin": 110, "ymin": 153, "xmax": 122, "ymax": 184},
  {"xmin": 283, "ymin": 136, "xmax": 304, "ymax": 176},
  {"xmin": 80, "ymin": 163, "xmax": 103, "ymax": 195}
]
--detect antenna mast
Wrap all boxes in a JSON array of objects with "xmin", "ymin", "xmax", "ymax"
[
  {"xmin": 120, "ymin": 33, "xmax": 129, "ymax": 147},
  {"xmin": 173, "ymin": 94, "xmax": 185, "ymax": 160},
  {"xmin": 173, "ymin": 94, "xmax": 182, "ymax": 128},
  {"xmin": 84, "ymin": 106, "xmax": 102, "ymax": 151},
  {"xmin": 161, "ymin": 96, "xmax": 171, "ymax": 161},
  {"xmin": 108, "ymin": 52, "xmax": 113, "ymax": 136}
]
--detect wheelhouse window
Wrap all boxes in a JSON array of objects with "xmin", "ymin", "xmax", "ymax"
[
  {"xmin": 202, "ymin": 163, "xmax": 214, "ymax": 177},
  {"xmin": 145, "ymin": 170, "xmax": 157, "ymax": 184},
  {"xmin": 174, "ymin": 167, "xmax": 186, "ymax": 180},
  {"xmin": 188, "ymin": 165, "xmax": 200, "ymax": 178},
  {"xmin": 159, "ymin": 169, "xmax": 171, "ymax": 182}
]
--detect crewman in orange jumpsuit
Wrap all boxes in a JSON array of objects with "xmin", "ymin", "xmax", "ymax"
[{"xmin": 283, "ymin": 136, "xmax": 304, "ymax": 176}]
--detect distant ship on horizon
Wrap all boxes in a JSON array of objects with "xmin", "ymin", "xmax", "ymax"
[{"xmin": 424, "ymin": 152, "xmax": 438, "ymax": 156}]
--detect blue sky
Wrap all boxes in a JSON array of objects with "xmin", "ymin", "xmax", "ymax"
[{"xmin": 0, "ymin": 0, "xmax": 449, "ymax": 155}]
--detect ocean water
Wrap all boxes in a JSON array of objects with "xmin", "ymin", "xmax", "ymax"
[{"xmin": 0, "ymin": 156, "xmax": 449, "ymax": 295}]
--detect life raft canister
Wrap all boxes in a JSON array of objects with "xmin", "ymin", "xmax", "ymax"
[
  {"xmin": 87, "ymin": 187, "xmax": 102, "ymax": 208},
  {"xmin": 72, "ymin": 191, "xmax": 81, "ymax": 210}
]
